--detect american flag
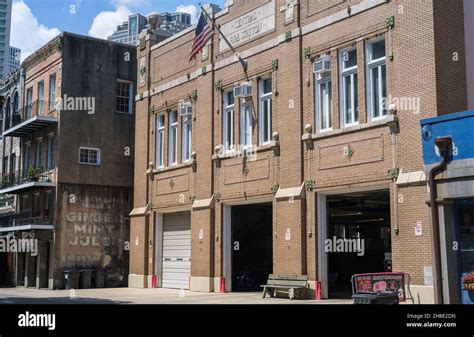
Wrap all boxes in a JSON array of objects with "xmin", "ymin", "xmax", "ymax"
[{"xmin": 189, "ymin": 12, "xmax": 214, "ymax": 61}]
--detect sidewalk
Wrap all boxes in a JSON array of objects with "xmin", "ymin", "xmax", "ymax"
[{"xmin": 0, "ymin": 287, "xmax": 353, "ymax": 305}]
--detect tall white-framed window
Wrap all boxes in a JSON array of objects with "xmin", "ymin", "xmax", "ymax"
[
  {"xmin": 240, "ymin": 101, "xmax": 253, "ymax": 149},
  {"xmin": 339, "ymin": 47, "xmax": 359, "ymax": 127},
  {"xmin": 26, "ymin": 87, "xmax": 33, "ymax": 118},
  {"xmin": 366, "ymin": 38, "xmax": 387, "ymax": 120},
  {"xmin": 315, "ymin": 57, "xmax": 332, "ymax": 132},
  {"xmin": 182, "ymin": 113, "xmax": 192, "ymax": 163},
  {"xmin": 222, "ymin": 90, "xmax": 234, "ymax": 151},
  {"xmin": 37, "ymin": 81, "xmax": 44, "ymax": 115},
  {"xmin": 156, "ymin": 114, "xmax": 165, "ymax": 168},
  {"xmin": 258, "ymin": 77, "xmax": 272, "ymax": 145},
  {"xmin": 49, "ymin": 74, "xmax": 56, "ymax": 112},
  {"xmin": 46, "ymin": 133, "xmax": 55, "ymax": 170},
  {"xmin": 168, "ymin": 110, "xmax": 178, "ymax": 166},
  {"xmin": 79, "ymin": 147, "xmax": 101, "ymax": 166},
  {"xmin": 116, "ymin": 80, "xmax": 133, "ymax": 114}
]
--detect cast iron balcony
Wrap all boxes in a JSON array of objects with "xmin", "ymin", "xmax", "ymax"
[
  {"xmin": 3, "ymin": 100, "xmax": 58, "ymax": 138},
  {"xmin": 0, "ymin": 214, "xmax": 54, "ymax": 233},
  {"xmin": 0, "ymin": 168, "xmax": 56, "ymax": 195}
]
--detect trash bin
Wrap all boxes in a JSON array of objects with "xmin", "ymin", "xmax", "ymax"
[
  {"xmin": 64, "ymin": 270, "xmax": 80, "ymax": 290},
  {"xmin": 80, "ymin": 270, "xmax": 93, "ymax": 289},
  {"xmin": 353, "ymin": 291, "xmax": 400, "ymax": 305},
  {"xmin": 92, "ymin": 269, "xmax": 105, "ymax": 288}
]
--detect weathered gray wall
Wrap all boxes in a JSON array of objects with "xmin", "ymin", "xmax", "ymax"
[{"xmin": 58, "ymin": 33, "xmax": 136, "ymax": 188}]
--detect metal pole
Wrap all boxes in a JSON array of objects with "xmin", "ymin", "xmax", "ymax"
[{"xmin": 199, "ymin": 4, "xmax": 248, "ymax": 74}]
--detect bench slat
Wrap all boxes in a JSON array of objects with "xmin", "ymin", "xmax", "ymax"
[
  {"xmin": 266, "ymin": 280, "xmax": 308, "ymax": 287},
  {"xmin": 268, "ymin": 274, "xmax": 308, "ymax": 281},
  {"xmin": 261, "ymin": 285, "xmax": 305, "ymax": 289}
]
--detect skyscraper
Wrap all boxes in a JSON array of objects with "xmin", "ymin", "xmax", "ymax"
[
  {"xmin": 8, "ymin": 46, "xmax": 20, "ymax": 74},
  {"xmin": 0, "ymin": 0, "xmax": 12, "ymax": 78},
  {"xmin": 107, "ymin": 12, "xmax": 193, "ymax": 46}
]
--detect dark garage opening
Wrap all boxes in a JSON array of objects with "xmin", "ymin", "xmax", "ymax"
[
  {"xmin": 231, "ymin": 203, "xmax": 273, "ymax": 292},
  {"xmin": 327, "ymin": 190, "xmax": 392, "ymax": 299}
]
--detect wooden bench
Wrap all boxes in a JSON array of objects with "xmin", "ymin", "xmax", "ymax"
[{"xmin": 261, "ymin": 274, "xmax": 308, "ymax": 300}]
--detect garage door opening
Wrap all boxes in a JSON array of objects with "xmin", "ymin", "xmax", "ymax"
[
  {"xmin": 161, "ymin": 212, "xmax": 191, "ymax": 290},
  {"xmin": 231, "ymin": 203, "xmax": 272, "ymax": 292},
  {"xmin": 327, "ymin": 190, "xmax": 391, "ymax": 299}
]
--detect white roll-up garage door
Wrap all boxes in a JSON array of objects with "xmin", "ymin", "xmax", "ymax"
[{"xmin": 162, "ymin": 212, "xmax": 191, "ymax": 289}]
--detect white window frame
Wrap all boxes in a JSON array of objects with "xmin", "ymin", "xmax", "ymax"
[
  {"xmin": 366, "ymin": 37, "xmax": 387, "ymax": 121},
  {"xmin": 168, "ymin": 111, "xmax": 178, "ymax": 166},
  {"xmin": 79, "ymin": 147, "xmax": 101, "ymax": 166},
  {"xmin": 222, "ymin": 90, "xmax": 234, "ymax": 151},
  {"xmin": 156, "ymin": 114, "xmax": 165, "ymax": 168},
  {"xmin": 240, "ymin": 100, "xmax": 253, "ymax": 149},
  {"xmin": 116, "ymin": 80, "xmax": 133, "ymax": 114},
  {"xmin": 37, "ymin": 81, "xmax": 44, "ymax": 115},
  {"xmin": 339, "ymin": 47, "xmax": 359, "ymax": 127},
  {"xmin": 182, "ymin": 113, "xmax": 192, "ymax": 163},
  {"xmin": 49, "ymin": 74, "xmax": 56, "ymax": 112},
  {"xmin": 315, "ymin": 57, "xmax": 333, "ymax": 132},
  {"xmin": 259, "ymin": 77, "xmax": 273, "ymax": 145}
]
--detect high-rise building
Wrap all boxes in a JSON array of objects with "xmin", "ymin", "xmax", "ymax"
[
  {"xmin": 0, "ymin": 0, "xmax": 12, "ymax": 78},
  {"xmin": 8, "ymin": 46, "xmax": 20, "ymax": 74},
  {"xmin": 107, "ymin": 11, "xmax": 193, "ymax": 46}
]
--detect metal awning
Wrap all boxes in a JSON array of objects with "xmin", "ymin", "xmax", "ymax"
[
  {"xmin": 3, "ymin": 115, "xmax": 58, "ymax": 138},
  {"xmin": 0, "ymin": 224, "xmax": 54, "ymax": 232},
  {"xmin": 0, "ymin": 181, "xmax": 55, "ymax": 195}
]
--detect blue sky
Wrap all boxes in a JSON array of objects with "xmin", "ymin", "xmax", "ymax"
[{"xmin": 11, "ymin": 0, "xmax": 225, "ymax": 61}]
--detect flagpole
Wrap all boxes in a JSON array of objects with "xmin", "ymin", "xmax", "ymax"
[{"xmin": 199, "ymin": 4, "xmax": 248, "ymax": 74}]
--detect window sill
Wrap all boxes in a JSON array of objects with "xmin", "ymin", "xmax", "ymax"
[
  {"xmin": 211, "ymin": 141, "xmax": 279, "ymax": 161},
  {"xmin": 153, "ymin": 160, "xmax": 195, "ymax": 174},
  {"xmin": 304, "ymin": 115, "xmax": 397, "ymax": 141}
]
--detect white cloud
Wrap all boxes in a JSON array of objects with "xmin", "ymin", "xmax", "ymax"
[
  {"xmin": 88, "ymin": 5, "xmax": 132, "ymax": 39},
  {"xmin": 11, "ymin": 0, "xmax": 61, "ymax": 62},
  {"xmin": 176, "ymin": 5, "xmax": 198, "ymax": 24},
  {"xmin": 110, "ymin": 0, "xmax": 150, "ymax": 8}
]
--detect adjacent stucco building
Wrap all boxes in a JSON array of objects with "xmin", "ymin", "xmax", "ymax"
[{"xmin": 0, "ymin": 32, "xmax": 136, "ymax": 289}]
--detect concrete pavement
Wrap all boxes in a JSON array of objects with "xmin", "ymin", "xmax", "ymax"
[{"xmin": 0, "ymin": 287, "xmax": 353, "ymax": 305}]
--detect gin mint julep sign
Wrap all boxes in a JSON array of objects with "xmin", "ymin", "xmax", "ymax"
[{"xmin": 219, "ymin": 0, "xmax": 276, "ymax": 53}]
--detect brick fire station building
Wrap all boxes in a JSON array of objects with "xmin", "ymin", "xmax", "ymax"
[{"xmin": 129, "ymin": 0, "xmax": 473, "ymax": 303}]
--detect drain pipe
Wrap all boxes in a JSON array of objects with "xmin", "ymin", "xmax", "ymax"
[{"xmin": 428, "ymin": 137, "xmax": 452, "ymax": 305}]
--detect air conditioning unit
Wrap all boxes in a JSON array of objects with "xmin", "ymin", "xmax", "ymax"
[
  {"xmin": 234, "ymin": 82, "xmax": 253, "ymax": 98},
  {"xmin": 313, "ymin": 58, "xmax": 331, "ymax": 74},
  {"xmin": 180, "ymin": 102, "xmax": 192, "ymax": 117}
]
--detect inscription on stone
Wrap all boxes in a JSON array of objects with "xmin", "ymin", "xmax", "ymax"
[{"xmin": 220, "ymin": 0, "xmax": 275, "ymax": 52}]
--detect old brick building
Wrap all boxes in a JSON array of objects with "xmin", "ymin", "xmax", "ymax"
[
  {"xmin": 0, "ymin": 33, "xmax": 136, "ymax": 289},
  {"xmin": 130, "ymin": 0, "xmax": 471, "ymax": 303}
]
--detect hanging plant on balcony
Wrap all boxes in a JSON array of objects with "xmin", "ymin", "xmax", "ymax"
[
  {"xmin": 27, "ymin": 166, "xmax": 44, "ymax": 181},
  {"xmin": 1, "ymin": 173, "xmax": 9, "ymax": 188}
]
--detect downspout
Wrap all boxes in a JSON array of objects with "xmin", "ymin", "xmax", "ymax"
[{"xmin": 428, "ymin": 136, "xmax": 452, "ymax": 305}]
